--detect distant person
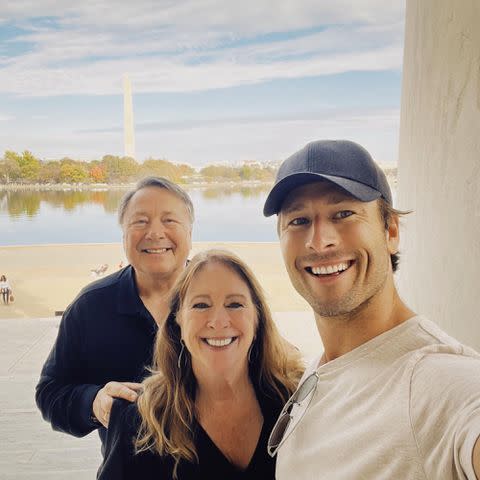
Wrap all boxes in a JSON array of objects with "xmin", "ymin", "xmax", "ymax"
[
  {"xmin": 0, "ymin": 275, "xmax": 12, "ymax": 305},
  {"xmin": 263, "ymin": 140, "xmax": 480, "ymax": 479},
  {"xmin": 90, "ymin": 263, "xmax": 109, "ymax": 278},
  {"xmin": 97, "ymin": 249, "xmax": 304, "ymax": 479},
  {"xmin": 35, "ymin": 177, "xmax": 194, "ymax": 454}
]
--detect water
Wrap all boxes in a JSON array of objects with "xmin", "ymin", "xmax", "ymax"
[{"xmin": 0, "ymin": 186, "xmax": 278, "ymax": 245}]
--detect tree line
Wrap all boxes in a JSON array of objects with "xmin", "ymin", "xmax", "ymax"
[{"xmin": 0, "ymin": 150, "xmax": 277, "ymax": 185}]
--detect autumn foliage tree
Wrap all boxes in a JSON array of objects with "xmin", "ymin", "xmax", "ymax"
[
  {"xmin": 0, "ymin": 149, "xmax": 278, "ymax": 185},
  {"xmin": 89, "ymin": 164, "xmax": 107, "ymax": 183}
]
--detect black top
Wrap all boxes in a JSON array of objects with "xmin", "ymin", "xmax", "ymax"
[
  {"xmin": 35, "ymin": 266, "xmax": 157, "ymax": 448},
  {"xmin": 97, "ymin": 392, "xmax": 283, "ymax": 479}
]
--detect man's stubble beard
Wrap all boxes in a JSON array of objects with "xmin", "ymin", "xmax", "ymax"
[{"xmin": 291, "ymin": 258, "xmax": 390, "ymax": 321}]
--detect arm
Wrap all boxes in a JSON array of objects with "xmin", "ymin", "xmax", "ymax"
[
  {"xmin": 35, "ymin": 300, "xmax": 102, "ymax": 436},
  {"xmin": 35, "ymin": 297, "xmax": 142, "ymax": 435},
  {"xmin": 410, "ymin": 352, "xmax": 480, "ymax": 479}
]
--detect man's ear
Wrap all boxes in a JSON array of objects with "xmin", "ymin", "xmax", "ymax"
[{"xmin": 386, "ymin": 214, "xmax": 400, "ymax": 254}]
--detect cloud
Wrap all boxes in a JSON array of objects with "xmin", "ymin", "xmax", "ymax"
[
  {"xmin": 0, "ymin": 1, "xmax": 404, "ymax": 96},
  {"xmin": 0, "ymin": 107, "xmax": 400, "ymax": 164},
  {"xmin": 72, "ymin": 107, "xmax": 399, "ymax": 164},
  {"xmin": 0, "ymin": 1, "xmax": 404, "ymax": 33},
  {"xmin": 78, "ymin": 107, "xmax": 399, "ymax": 134},
  {"xmin": 133, "ymin": 107, "xmax": 400, "ymax": 165}
]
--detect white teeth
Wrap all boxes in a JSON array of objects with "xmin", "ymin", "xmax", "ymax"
[
  {"xmin": 145, "ymin": 248, "xmax": 168, "ymax": 253},
  {"xmin": 311, "ymin": 262, "xmax": 350, "ymax": 275},
  {"xmin": 205, "ymin": 337, "xmax": 234, "ymax": 347}
]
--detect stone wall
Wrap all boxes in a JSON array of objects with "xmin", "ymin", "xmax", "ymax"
[{"xmin": 397, "ymin": 0, "xmax": 480, "ymax": 348}]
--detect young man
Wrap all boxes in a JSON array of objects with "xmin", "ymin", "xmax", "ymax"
[
  {"xmin": 36, "ymin": 177, "xmax": 193, "ymax": 451},
  {"xmin": 264, "ymin": 140, "xmax": 480, "ymax": 479}
]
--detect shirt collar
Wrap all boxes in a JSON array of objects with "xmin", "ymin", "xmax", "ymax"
[{"xmin": 117, "ymin": 265, "xmax": 145, "ymax": 315}]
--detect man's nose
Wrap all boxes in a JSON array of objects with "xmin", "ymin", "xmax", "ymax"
[
  {"xmin": 206, "ymin": 307, "xmax": 230, "ymax": 329},
  {"xmin": 305, "ymin": 218, "xmax": 339, "ymax": 252},
  {"xmin": 145, "ymin": 219, "xmax": 166, "ymax": 240}
]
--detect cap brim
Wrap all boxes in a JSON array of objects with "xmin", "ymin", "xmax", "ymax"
[{"xmin": 263, "ymin": 173, "xmax": 382, "ymax": 217}]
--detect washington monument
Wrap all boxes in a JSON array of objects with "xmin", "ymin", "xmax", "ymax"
[{"xmin": 123, "ymin": 74, "xmax": 135, "ymax": 159}]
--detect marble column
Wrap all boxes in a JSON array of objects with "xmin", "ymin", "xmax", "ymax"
[{"xmin": 397, "ymin": 0, "xmax": 480, "ymax": 348}]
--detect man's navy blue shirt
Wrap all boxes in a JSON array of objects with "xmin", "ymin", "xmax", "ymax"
[{"xmin": 35, "ymin": 266, "xmax": 158, "ymax": 448}]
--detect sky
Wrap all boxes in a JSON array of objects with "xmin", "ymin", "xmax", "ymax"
[{"xmin": 0, "ymin": 1, "xmax": 405, "ymax": 167}]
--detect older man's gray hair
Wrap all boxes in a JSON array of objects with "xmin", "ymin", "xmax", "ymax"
[{"xmin": 118, "ymin": 176, "xmax": 195, "ymax": 225}]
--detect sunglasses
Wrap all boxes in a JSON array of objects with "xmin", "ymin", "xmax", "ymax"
[{"xmin": 267, "ymin": 371, "xmax": 319, "ymax": 457}]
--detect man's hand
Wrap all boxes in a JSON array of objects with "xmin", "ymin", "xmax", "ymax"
[{"xmin": 92, "ymin": 381, "xmax": 143, "ymax": 428}]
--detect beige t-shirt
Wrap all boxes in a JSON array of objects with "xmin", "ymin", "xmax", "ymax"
[{"xmin": 276, "ymin": 316, "xmax": 480, "ymax": 479}]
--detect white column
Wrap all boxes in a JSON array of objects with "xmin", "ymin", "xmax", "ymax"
[
  {"xmin": 397, "ymin": 0, "xmax": 480, "ymax": 348},
  {"xmin": 123, "ymin": 74, "xmax": 135, "ymax": 159}
]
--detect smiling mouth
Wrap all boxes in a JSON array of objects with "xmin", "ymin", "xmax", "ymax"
[
  {"xmin": 202, "ymin": 337, "xmax": 238, "ymax": 348},
  {"xmin": 141, "ymin": 248, "xmax": 172, "ymax": 254},
  {"xmin": 305, "ymin": 260, "xmax": 354, "ymax": 277}
]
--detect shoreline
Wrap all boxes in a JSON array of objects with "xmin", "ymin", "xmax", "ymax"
[
  {"xmin": 0, "ymin": 180, "xmax": 273, "ymax": 191},
  {"xmin": 0, "ymin": 242, "xmax": 310, "ymax": 319}
]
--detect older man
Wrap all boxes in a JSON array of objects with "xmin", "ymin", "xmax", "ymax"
[
  {"xmin": 36, "ymin": 177, "xmax": 193, "ymax": 450},
  {"xmin": 264, "ymin": 140, "xmax": 480, "ymax": 479}
]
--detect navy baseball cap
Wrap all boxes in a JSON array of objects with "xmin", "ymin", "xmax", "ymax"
[{"xmin": 263, "ymin": 140, "xmax": 392, "ymax": 217}]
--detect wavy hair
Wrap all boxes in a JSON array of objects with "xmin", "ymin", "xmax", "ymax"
[
  {"xmin": 135, "ymin": 249, "xmax": 304, "ymax": 477},
  {"xmin": 377, "ymin": 199, "xmax": 412, "ymax": 272}
]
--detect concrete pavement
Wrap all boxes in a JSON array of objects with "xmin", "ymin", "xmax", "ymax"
[{"xmin": 1, "ymin": 318, "xmax": 102, "ymax": 479}]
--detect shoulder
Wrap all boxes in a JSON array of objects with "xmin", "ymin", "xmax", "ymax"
[
  {"xmin": 409, "ymin": 350, "xmax": 480, "ymax": 423},
  {"xmin": 104, "ymin": 399, "xmax": 176, "ymax": 477},
  {"xmin": 111, "ymin": 398, "xmax": 141, "ymax": 433},
  {"xmin": 77, "ymin": 267, "xmax": 131, "ymax": 299},
  {"xmin": 399, "ymin": 317, "xmax": 480, "ymax": 388},
  {"xmin": 98, "ymin": 399, "xmax": 144, "ymax": 479},
  {"xmin": 414, "ymin": 317, "xmax": 474, "ymax": 350},
  {"xmin": 106, "ymin": 399, "xmax": 141, "ymax": 455},
  {"xmin": 407, "ymin": 349, "xmax": 480, "ymax": 476},
  {"xmin": 63, "ymin": 267, "xmax": 132, "ymax": 317},
  {"xmin": 411, "ymin": 349, "xmax": 480, "ymax": 391}
]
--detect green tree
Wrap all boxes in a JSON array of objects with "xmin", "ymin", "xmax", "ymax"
[
  {"xmin": 200, "ymin": 165, "xmax": 239, "ymax": 180},
  {"xmin": 139, "ymin": 158, "xmax": 186, "ymax": 182},
  {"xmin": 238, "ymin": 165, "xmax": 253, "ymax": 181},
  {"xmin": 102, "ymin": 155, "xmax": 138, "ymax": 182},
  {"xmin": 0, "ymin": 151, "xmax": 22, "ymax": 183},
  {"xmin": 59, "ymin": 161, "xmax": 88, "ymax": 183},
  {"xmin": 18, "ymin": 151, "xmax": 41, "ymax": 182},
  {"xmin": 177, "ymin": 163, "xmax": 195, "ymax": 181},
  {"xmin": 38, "ymin": 161, "xmax": 62, "ymax": 183}
]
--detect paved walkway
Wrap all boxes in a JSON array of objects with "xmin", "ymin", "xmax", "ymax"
[{"xmin": 1, "ymin": 313, "xmax": 321, "ymax": 479}]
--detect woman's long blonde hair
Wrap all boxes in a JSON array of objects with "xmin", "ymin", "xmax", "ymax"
[{"xmin": 135, "ymin": 249, "xmax": 304, "ymax": 476}]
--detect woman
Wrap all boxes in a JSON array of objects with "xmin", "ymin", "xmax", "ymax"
[
  {"xmin": 98, "ymin": 249, "xmax": 304, "ymax": 479},
  {"xmin": 0, "ymin": 275, "xmax": 12, "ymax": 305}
]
